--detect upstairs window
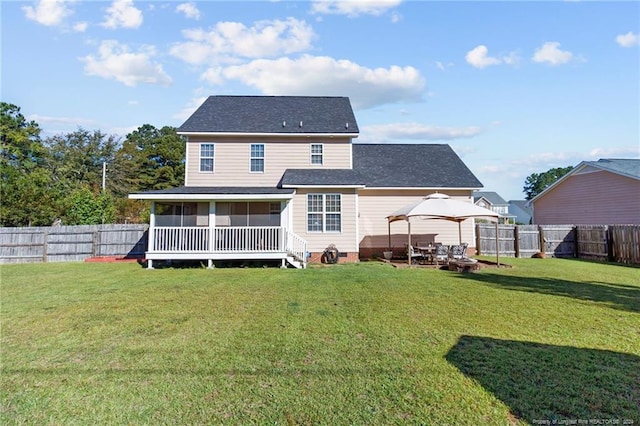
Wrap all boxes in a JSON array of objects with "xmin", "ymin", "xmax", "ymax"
[
  {"xmin": 250, "ymin": 144, "xmax": 265, "ymax": 172},
  {"xmin": 311, "ymin": 144, "xmax": 323, "ymax": 165},
  {"xmin": 200, "ymin": 144, "xmax": 214, "ymax": 172},
  {"xmin": 307, "ymin": 193, "xmax": 341, "ymax": 233}
]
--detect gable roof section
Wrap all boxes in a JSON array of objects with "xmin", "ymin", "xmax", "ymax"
[
  {"xmin": 530, "ymin": 158, "xmax": 640, "ymax": 204},
  {"xmin": 474, "ymin": 191, "xmax": 508, "ymax": 206},
  {"xmin": 178, "ymin": 96, "xmax": 359, "ymax": 135},
  {"xmin": 280, "ymin": 169, "xmax": 365, "ymax": 188},
  {"xmin": 352, "ymin": 144, "xmax": 483, "ymax": 189}
]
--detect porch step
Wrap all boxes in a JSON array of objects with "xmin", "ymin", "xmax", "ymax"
[{"xmin": 286, "ymin": 256, "xmax": 305, "ymax": 269}]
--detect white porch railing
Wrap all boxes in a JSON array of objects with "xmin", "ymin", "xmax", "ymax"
[
  {"xmin": 213, "ymin": 226, "xmax": 283, "ymax": 252},
  {"xmin": 151, "ymin": 227, "xmax": 306, "ymax": 265},
  {"xmin": 154, "ymin": 227, "xmax": 209, "ymax": 253}
]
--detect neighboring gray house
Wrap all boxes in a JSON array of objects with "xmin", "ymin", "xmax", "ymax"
[
  {"xmin": 508, "ymin": 200, "xmax": 533, "ymax": 224},
  {"xmin": 473, "ymin": 191, "xmax": 515, "ymax": 223},
  {"xmin": 130, "ymin": 95, "xmax": 484, "ymax": 268},
  {"xmin": 530, "ymin": 158, "xmax": 640, "ymax": 225}
]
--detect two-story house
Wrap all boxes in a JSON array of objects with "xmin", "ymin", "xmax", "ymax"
[
  {"xmin": 473, "ymin": 191, "xmax": 515, "ymax": 224},
  {"xmin": 130, "ymin": 95, "xmax": 484, "ymax": 268}
]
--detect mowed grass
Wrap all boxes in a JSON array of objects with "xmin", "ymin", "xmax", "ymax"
[{"xmin": 1, "ymin": 259, "xmax": 639, "ymax": 425}]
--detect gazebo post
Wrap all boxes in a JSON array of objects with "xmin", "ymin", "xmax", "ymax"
[
  {"xmin": 407, "ymin": 220, "xmax": 412, "ymax": 266},
  {"xmin": 495, "ymin": 221, "xmax": 500, "ymax": 266}
]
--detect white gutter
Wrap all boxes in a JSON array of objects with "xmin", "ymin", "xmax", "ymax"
[
  {"xmin": 129, "ymin": 193, "xmax": 295, "ymax": 201},
  {"xmin": 178, "ymin": 131, "xmax": 359, "ymax": 139}
]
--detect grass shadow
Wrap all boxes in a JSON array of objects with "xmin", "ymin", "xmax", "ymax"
[
  {"xmin": 456, "ymin": 270, "xmax": 640, "ymax": 313},
  {"xmin": 446, "ymin": 335, "xmax": 640, "ymax": 423}
]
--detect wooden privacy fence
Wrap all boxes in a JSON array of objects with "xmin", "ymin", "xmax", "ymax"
[
  {"xmin": 476, "ymin": 224, "xmax": 640, "ymax": 265},
  {"xmin": 0, "ymin": 224, "xmax": 148, "ymax": 264}
]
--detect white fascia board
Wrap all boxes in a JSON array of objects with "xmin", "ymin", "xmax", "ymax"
[
  {"xmin": 177, "ymin": 131, "xmax": 359, "ymax": 139},
  {"xmin": 129, "ymin": 193, "xmax": 294, "ymax": 201},
  {"xmin": 360, "ymin": 186, "xmax": 481, "ymax": 191},
  {"xmin": 281, "ymin": 184, "xmax": 365, "ymax": 189}
]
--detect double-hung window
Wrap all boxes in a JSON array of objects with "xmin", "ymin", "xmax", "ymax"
[
  {"xmin": 307, "ymin": 193, "xmax": 341, "ymax": 232},
  {"xmin": 250, "ymin": 144, "xmax": 264, "ymax": 173},
  {"xmin": 310, "ymin": 144, "xmax": 323, "ymax": 165},
  {"xmin": 200, "ymin": 143, "xmax": 214, "ymax": 172}
]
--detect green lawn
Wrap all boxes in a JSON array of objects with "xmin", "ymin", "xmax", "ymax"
[{"xmin": 1, "ymin": 259, "xmax": 639, "ymax": 425}]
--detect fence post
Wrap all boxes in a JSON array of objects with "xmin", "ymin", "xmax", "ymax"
[
  {"xmin": 93, "ymin": 229, "xmax": 99, "ymax": 257},
  {"xmin": 514, "ymin": 225, "xmax": 520, "ymax": 258},
  {"xmin": 538, "ymin": 225, "xmax": 545, "ymax": 255},
  {"xmin": 42, "ymin": 228, "xmax": 48, "ymax": 262}
]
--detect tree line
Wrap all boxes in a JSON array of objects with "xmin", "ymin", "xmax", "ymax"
[
  {"xmin": 1, "ymin": 102, "xmax": 185, "ymax": 226},
  {"xmin": 1, "ymin": 101, "xmax": 572, "ymax": 227}
]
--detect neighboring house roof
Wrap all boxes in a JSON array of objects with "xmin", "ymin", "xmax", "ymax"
[
  {"xmin": 352, "ymin": 144, "xmax": 483, "ymax": 189},
  {"xmin": 509, "ymin": 200, "xmax": 533, "ymax": 214},
  {"xmin": 130, "ymin": 186, "xmax": 295, "ymax": 200},
  {"xmin": 530, "ymin": 158, "xmax": 640, "ymax": 204},
  {"xmin": 178, "ymin": 96, "xmax": 359, "ymax": 135},
  {"xmin": 280, "ymin": 169, "xmax": 366, "ymax": 187},
  {"xmin": 474, "ymin": 191, "xmax": 508, "ymax": 206},
  {"xmin": 508, "ymin": 200, "xmax": 533, "ymax": 224}
]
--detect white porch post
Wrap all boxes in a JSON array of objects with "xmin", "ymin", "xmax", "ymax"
[
  {"xmin": 147, "ymin": 201, "xmax": 156, "ymax": 269},
  {"xmin": 208, "ymin": 201, "xmax": 215, "ymax": 269}
]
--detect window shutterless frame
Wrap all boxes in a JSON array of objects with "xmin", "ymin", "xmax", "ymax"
[
  {"xmin": 310, "ymin": 143, "xmax": 323, "ymax": 165},
  {"xmin": 307, "ymin": 193, "xmax": 341, "ymax": 233},
  {"xmin": 250, "ymin": 143, "xmax": 265, "ymax": 173},
  {"xmin": 200, "ymin": 143, "xmax": 214, "ymax": 173}
]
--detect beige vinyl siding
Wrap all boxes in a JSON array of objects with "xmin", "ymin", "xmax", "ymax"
[
  {"xmin": 185, "ymin": 136, "xmax": 353, "ymax": 187},
  {"xmin": 358, "ymin": 189, "xmax": 477, "ymax": 249},
  {"xmin": 290, "ymin": 188, "xmax": 358, "ymax": 253},
  {"xmin": 533, "ymin": 170, "xmax": 640, "ymax": 225}
]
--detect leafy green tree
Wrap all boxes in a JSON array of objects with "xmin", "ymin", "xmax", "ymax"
[
  {"xmin": 64, "ymin": 185, "xmax": 116, "ymax": 225},
  {"xmin": 523, "ymin": 166, "xmax": 574, "ymax": 200},
  {"xmin": 114, "ymin": 124, "xmax": 185, "ymax": 194},
  {"xmin": 45, "ymin": 128, "xmax": 119, "ymax": 191},
  {"xmin": 0, "ymin": 102, "xmax": 59, "ymax": 226}
]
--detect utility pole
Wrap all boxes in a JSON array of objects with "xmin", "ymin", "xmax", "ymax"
[{"xmin": 102, "ymin": 161, "xmax": 106, "ymax": 191}]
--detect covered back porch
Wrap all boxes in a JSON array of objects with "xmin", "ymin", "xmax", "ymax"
[{"xmin": 130, "ymin": 187, "xmax": 308, "ymax": 269}]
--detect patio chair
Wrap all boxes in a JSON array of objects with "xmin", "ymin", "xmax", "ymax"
[
  {"xmin": 408, "ymin": 245, "xmax": 425, "ymax": 264},
  {"xmin": 433, "ymin": 244, "xmax": 450, "ymax": 266},
  {"xmin": 449, "ymin": 243, "xmax": 469, "ymax": 261}
]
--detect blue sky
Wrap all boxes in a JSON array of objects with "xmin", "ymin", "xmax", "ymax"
[{"xmin": 2, "ymin": 0, "xmax": 639, "ymax": 200}]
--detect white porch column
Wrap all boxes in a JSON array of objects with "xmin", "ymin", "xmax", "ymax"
[
  {"xmin": 148, "ymin": 201, "xmax": 156, "ymax": 252},
  {"xmin": 208, "ymin": 201, "xmax": 216, "ymax": 267}
]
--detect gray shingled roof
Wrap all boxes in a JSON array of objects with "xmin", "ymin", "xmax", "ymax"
[
  {"xmin": 178, "ymin": 96, "xmax": 359, "ymax": 134},
  {"xmin": 586, "ymin": 158, "xmax": 640, "ymax": 179},
  {"xmin": 352, "ymin": 144, "xmax": 483, "ymax": 188},
  {"xmin": 280, "ymin": 169, "xmax": 365, "ymax": 187},
  {"xmin": 474, "ymin": 191, "xmax": 508, "ymax": 206},
  {"xmin": 130, "ymin": 186, "xmax": 294, "ymax": 196}
]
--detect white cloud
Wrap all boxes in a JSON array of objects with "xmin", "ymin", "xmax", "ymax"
[
  {"xmin": 588, "ymin": 146, "xmax": 640, "ymax": 158},
  {"xmin": 170, "ymin": 18, "xmax": 315, "ymax": 65},
  {"xmin": 73, "ymin": 21, "xmax": 88, "ymax": 32},
  {"xmin": 532, "ymin": 42, "xmax": 573, "ymax": 66},
  {"xmin": 173, "ymin": 96, "xmax": 208, "ymax": 122},
  {"xmin": 176, "ymin": 2, "xmax": 200, "ymax": 20},
  {"xmin": 23, "ymin": 0, "xmax": 73, "ymax": 27},
  {"xmin": 616, "ymin": 31, "xmax": 639, "ymax": 47},
  {"xmin": 311, "ymin": 0, "xmax": 403, "ymax": 17},
  {"xmin": 465, "ymin": 45, "xmax": 520, "ymax": 69},
  {"xmin": 80, "ymin": 40, "xmax": 172, "ymax": 87},
  {"xmin": 101, "ymin": 0, "xmax": 143, "ymax": 29},
  {"xmin": 217, "ymin": 55, "xmax": 425, "ymax": 109},
  {"xmin": 360, "ymin": 122, "xmax": 482, "ymax": 142}
]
